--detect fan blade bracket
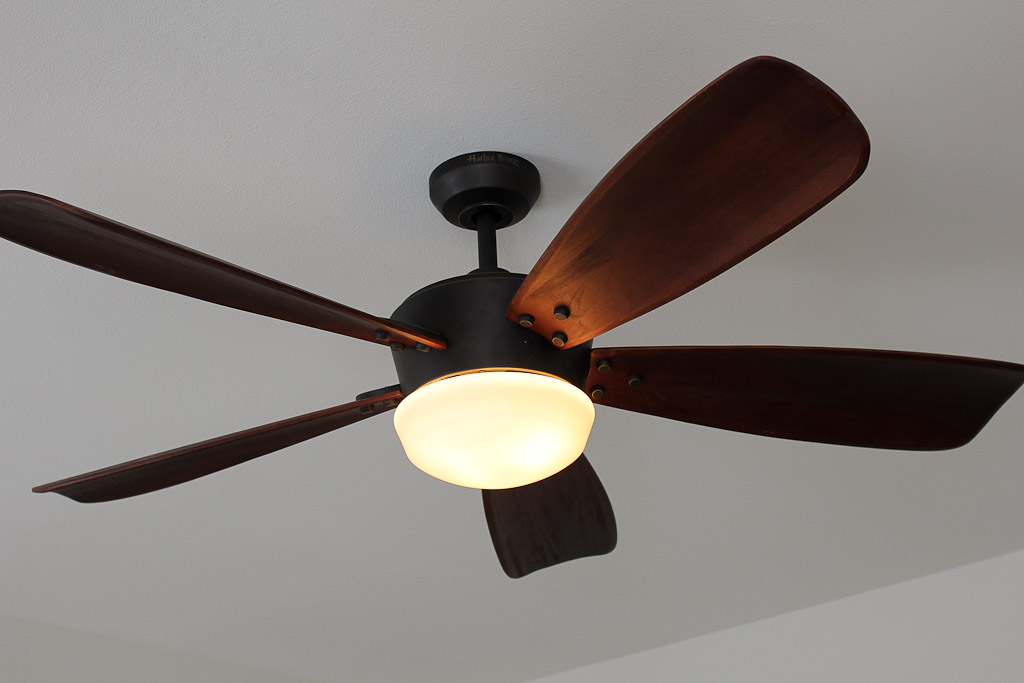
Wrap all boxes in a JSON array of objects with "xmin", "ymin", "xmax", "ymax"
[
  {"xmin": 587, "ymin": 351, "xmax": 644, "ymax": 403},
  {"xmin": 355, "ymin": 384, "xmax": 403, "ymax": 412}
]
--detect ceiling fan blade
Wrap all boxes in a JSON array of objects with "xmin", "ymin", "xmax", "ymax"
[
  {"xmin": 0, "ymin": 191, "xmax": 445, "ymax": 350},
  {"xmin": 507, "ymin": 56, "xmax": 869, "ymax": 348},
  {"xmin": 482, "ymin": 454, "xmax": 616, "ymax": 578},
  {"xmin": 33, "ymin": 387, "xmax": 402, "ymax": 503},
  {"xmin": 588, "ymin": 347, "xmax": 1024, "ymax": 450}
]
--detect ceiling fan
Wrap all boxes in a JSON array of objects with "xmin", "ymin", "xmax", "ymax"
[{"xmin": 3, "ymin": 56, "xmax": 1022, "ymax": 579}]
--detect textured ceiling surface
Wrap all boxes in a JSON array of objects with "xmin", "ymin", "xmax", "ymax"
[{"xmin": 1, "ymin": 2, "xmax": 1022, "ymax": 681}]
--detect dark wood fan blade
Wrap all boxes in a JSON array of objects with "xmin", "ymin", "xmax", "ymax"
[
  {"xmin": 588, "ymin": 347, "xmax": 1024, "ymax": 450},
  {"xmin": 33, "ymin": 388, "xmax": 403, "ymax": 503},
  {"xmin": 0, "ymin": 191, "xmax": 445, "ymax": 350},
  {"xmin": 482, "ymin": 454, "xmax": 616, "ymax": 578},
  {"xmin": 507, "ymin": 56, "xmax": 869, "ymax": 348}
]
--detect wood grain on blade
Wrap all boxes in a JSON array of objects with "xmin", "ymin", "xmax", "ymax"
[
  {"xmin": 33, "ymin": 389, "xmax": 402, "ymax": 502},
  {"xmin": 0, "ymin": 191, "xmax": 445, "ymax": 349},
  {"xmin": 508, "ymin": 57, "xmax": 869, "ymax": 348},
  {"xmin": 483, "ymin": 454, "xmax": 616, "ymax": 578},
  {"xmin": 587, "ymin": 347, "xmax": 1024, "ymax": 450}
]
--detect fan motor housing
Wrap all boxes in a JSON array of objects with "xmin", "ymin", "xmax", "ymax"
[{"xmin": 389, "ymin": 271, "xmax": 592, "ymax": 394}]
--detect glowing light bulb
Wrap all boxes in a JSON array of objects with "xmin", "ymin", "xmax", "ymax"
[{"xmin": 393, "ymin": 370, "xmax": 595, "ymax": 489}]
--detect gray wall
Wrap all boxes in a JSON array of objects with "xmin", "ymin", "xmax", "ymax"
[
  {"xmin": 528, "ymin": 549, "xmax": 1024, "ymax": 682},
  {"xmin": 0, "ymin": 612, "xmax": 317, "ymax": 683}
]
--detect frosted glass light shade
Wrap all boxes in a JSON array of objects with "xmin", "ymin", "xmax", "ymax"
[{"xmin": 393, "ymin": 370, "xmax": 595, "ymax": 489}]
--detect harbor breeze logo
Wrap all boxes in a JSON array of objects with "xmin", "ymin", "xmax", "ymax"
[{"xmin": 465, "ymin": 153, "xmax": 521, "ymax": 166}]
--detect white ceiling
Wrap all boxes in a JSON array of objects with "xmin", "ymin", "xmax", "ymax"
[{"xmin": 1, "ymin": 1, "xmax": 1022, "ymax": 681}]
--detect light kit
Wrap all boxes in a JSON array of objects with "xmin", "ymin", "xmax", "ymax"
[{"xmin": 393, "ymin": 370, "xmax": 595, "ymax": 489}]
